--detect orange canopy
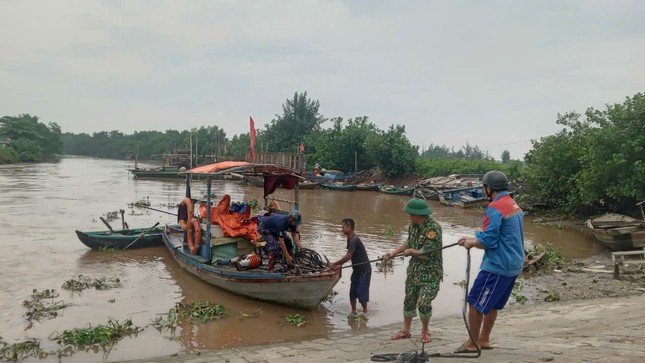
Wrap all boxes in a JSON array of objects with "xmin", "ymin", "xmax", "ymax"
[{"xmin": 187, "ymin": 161, "xmax": 251, "ymax": 174}]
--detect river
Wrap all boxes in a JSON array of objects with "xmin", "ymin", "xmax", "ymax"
[{"xmin": 0, "ymin": 156, "xmax": 604, "ymax": 362}]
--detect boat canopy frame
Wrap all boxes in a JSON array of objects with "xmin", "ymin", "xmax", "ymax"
[{"xmin": 184, "ymin": 161, "xmax": 306, "ymax": 262}]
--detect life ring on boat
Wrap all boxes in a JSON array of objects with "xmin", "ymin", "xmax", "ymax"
[
  {"xmin": 186, "ymin": 217, "xmax": 201, "ymax": 254},
  {"xmin": 178, "ymin": 198, "xmax": 194, "ymax": 231}
]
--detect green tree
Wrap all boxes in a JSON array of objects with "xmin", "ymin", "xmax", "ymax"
[
  {"xmin": 0, "ymin": 114, "xmax": 62, "ymax": 162},
  {"xmin": 305, "ymin": 117, "xmax": 379, "ymax": 171},
  {"xmin": 501, "ymin": 150, "xmax": 511, "ymax": 163},
  {"xmin": 364, "ymin": 125, "xmax": 418, "ymax": 176},
  {"xmin": 262, "ymin": 91, "xmax": 325, "ymax": 152},
  {"xmin": 522, "ymin": 93, "xmax": 645, "ymax": 213}
]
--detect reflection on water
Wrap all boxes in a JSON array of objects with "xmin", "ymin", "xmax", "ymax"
[{"xmin": 0, "ymin": 157, "xmax": 605, "ymax": 362}]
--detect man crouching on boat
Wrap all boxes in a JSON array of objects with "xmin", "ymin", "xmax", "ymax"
[{"xmin": 257, "ymin": 210, "xmax": 304, "ymax": 272}]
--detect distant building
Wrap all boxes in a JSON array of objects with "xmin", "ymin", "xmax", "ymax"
[{"xmin": 0, "ymin": 139, "xmax": 11, "ymax": 148}]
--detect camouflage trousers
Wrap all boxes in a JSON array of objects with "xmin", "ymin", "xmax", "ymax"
[{"xmin": 403, "ymin": 277, "xmax": 440, "ymax": 319}]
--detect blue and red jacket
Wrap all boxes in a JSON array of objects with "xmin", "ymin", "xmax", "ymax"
[{"xmin": 475, "ymin": 191, "xmax": 525, "ymax": 277}]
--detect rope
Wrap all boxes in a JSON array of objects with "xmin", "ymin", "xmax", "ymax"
[
  {"xmin": 342, "ymin": 243, "xmax": 459, "ymax": 270},
  {"xmin": 370, "ymin": 248, "xmax": 481, "ymax": 361}
]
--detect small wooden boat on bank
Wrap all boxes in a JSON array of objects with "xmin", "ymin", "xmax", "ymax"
[
  {"xmin": 439, "ymin": 187, "xmax": 488, "ymax": 208},
  {"xmin": 378, "ymin": 185, "xmax": 414, "ymax": 196},
  {"xmin": 75, "ymin": 225, "xmax": 173, "ymax": 250},
  {"xmin": 585, "ymin": 213, "xmax": 645, "ymax": 251},
  {"xmin": 321, "ymin": 183, "xmax": 356, "ymax": 191},
  {"xmin": 241, "ymin": 174, "xmax": 319, "ymax": 189},
  {"xmin": 355, "ymin": 182, "xmax": 382, "ymax": 191},
  {"xmin": 163, "ymin": 161, "xmax": 340, "ymax": 310}
]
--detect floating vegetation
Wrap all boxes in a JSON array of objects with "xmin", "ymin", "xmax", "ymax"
[
  {"xmin": 530, "ymin": 242, "xmax": 565, "ymax": 268},
  {"xmin": 544, "ymin": 290, "xmax": 560, "ymax": 302},
  {"xmin": 152, "ymin": 307, "xmax": 180, "ymax": 330},
  {"xmin": 455, "ymin": 280, "xmax": 467, "ymax": 289},
  {"xmin": 0, "ymin": 337, "xmax": 49, "ymax": 361},
  {"xmin": 61, "ymin": 275, "xmax": 122, "ymax": 292},
  {"xmin": 285, "ymin": 314, "xmax": 307, "ymax": 327},
  {"xmin": 153, "ymin": 300, "xmax": 226, "ymax": 329},
  {"xmin": 128, "ymin": 196, "xmax": 151, "ymax": 208},
  {"xmin": 511, "ymin": 280, "xmax": 527, "ymax": 304},
  {"xmin": 321, "ymin": 289, "xmax": 338, "ymax": 303},
  {"xmin": 376, "ymin": 258, "xmax": 395, "ymax": 274},
  {"xmin": 347, "ymin": 313, "xmax": 368, "ymax": 324},
  {"xmin": 23, "ymin": 289, "xmax": 71, "ymax": 323},
  {"xmin": 50, "ymin": 318, "xmax": 140, "ymax": 351},
  {"xmin": 105, "ymin": 211, "xmax": 119, "ymax": 221},
  {"xmin": 383, "ymin": 224, "xmax": 395, "ymax": 237}
]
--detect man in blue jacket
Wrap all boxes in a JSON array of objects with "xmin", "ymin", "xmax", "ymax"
[
  {"xmin": 455, "ymin": 170, "xmax": 524, "ymax": 353},
  {"xmin": 257, "ymin": 210, "xmax": 304, "ymax": 272}
]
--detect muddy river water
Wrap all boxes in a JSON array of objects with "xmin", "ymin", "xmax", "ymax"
[{"xmin": 0, "ymin": 157, "xmax": 605, "ymax": 362}]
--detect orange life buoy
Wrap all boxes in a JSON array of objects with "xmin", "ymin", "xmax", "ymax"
[
  {"xmin": 186, "ymin": 217, "xmax": 201, "ymax": 254},
  {"xmin": 178, "ymin": 198, "xmax": 194, "ymax": 231}
]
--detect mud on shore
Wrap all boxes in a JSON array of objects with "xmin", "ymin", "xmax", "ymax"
[{"xmin": 517, "ymin": 252, "xmax": 645, "ymax": 305}]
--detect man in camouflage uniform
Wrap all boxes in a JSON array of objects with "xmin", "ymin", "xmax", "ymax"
[{"xmin": 384, "ymin": 198, "xmax": 443, "ymax": 344}]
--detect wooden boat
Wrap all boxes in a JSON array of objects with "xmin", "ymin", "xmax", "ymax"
[
  {"xmin": 163, "ymin": 161, "xmax": 340, "ymax": 310},
  {"xmin": 585, "ymin": 213, "xmax": 645, "ymax": 251},
  {"xmin": 75, "ymin": 225, "xmax": 172, "ymax": 250},
  {"xmin": 379, "ymin": 185, "xmax": 415, "ymax": 196},
  {"xmin": 439, "ymin": 187, "xmax": 488, "ymax": 208},
  {"xmin": 355, "ymin": 183, "xmax": 382, "ymax": 191},
  {"xmin": 243, "ymin": 175, "xmax": 319, "ymax": 189},
  {"xmin": 321, "ymin": 183, "xmax": 356, "ymax": 191}
]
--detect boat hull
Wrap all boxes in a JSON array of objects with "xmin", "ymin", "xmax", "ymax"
[
  {"xmin": 586, "ymin": 213, "xmax": 645, "ymax": 251},
  {"xmin": 321, "ymin": 183, "xmax": 356, "ymax": 191},
  {"xmin": 162, "ymin": 229, "xmax": 340, "ymax": 310},
  {"xmin": 75, "ymin": 227, "xmax": 167, "ymax": 250}
]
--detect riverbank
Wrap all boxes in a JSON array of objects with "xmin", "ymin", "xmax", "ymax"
[
  {"xmin": 124, "ymin": 291, "xmax": 645, "ymax": 363},
  {"xmin": 121, "ymin": 252, "xmax": 645, "ymax": 363}
]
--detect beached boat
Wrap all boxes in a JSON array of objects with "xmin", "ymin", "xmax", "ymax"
[
  {"xmin": 585, "ymin": 213, "xmax": 645, "ymax": 251},
  {"xmin": 162, "ymin": 161, "xmax": 340, "ymax": 310},
  {"xmin": 355, "ymin": 183, "xmax": 382, "ymax": 191},
  {"xmin": 320, "ymin": 183, "xmax": 356, "ymax": 191},
  {"xmin": 439, "ymin": 187, "xmax": 488, "ymax": 208},
  {"xmin": 378, "ymin": 185, "xmax": 415, "ymax": 196},
  {"xmin": 242, "ymin": 174, "xmax": 319, "ymax": 189},
  {"xmin": 75, "ymin": 225, "xmax": 172, "ymax": 250}
]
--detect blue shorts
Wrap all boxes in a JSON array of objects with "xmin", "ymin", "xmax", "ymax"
[
  {"xmin": 349, "ymin": 269, "xmax": 371, "ymax": 304},
  {"xmin": 467, "ymin": 271, "xmax": 517, "ymax": 315}
]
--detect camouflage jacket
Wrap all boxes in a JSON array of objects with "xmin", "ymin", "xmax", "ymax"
[{"xmin": 405, "ymin": 217, "xmax": 443, "ymax": 284}]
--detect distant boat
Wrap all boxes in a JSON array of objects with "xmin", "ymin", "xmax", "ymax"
[
  {"xmin": 439, "ymin": 187, "xmax": 488, "ymax": 208},
  {"xmin": 378, "ymin": 185, "xmax": 415, "ymax": 196},
  {"xmin": 321, "ymin": 183, "xmax": 356, "ymax": 191},
  {"xmin": 355, "ymin": 183, "xmax": 382, "ymax": 191},
  {"xmin": 75, "ymin": 226, "xmax": 174, "ymax": 250},
  {"xmin": 585, "ymin": 213, "xmax": 645, "ymax": 251},
  {"xmin": 241, "ymin": 175, "xmax": 319, "ymax": 189}
]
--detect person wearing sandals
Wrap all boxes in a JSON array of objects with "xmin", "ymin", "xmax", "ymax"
[
  {"xmin": 455, "ymin": 170, "xmax": 524, "ymax": 353},
  {"xmin": 383, "ymin": 198, "xmax": 443, "ymax": 344}
]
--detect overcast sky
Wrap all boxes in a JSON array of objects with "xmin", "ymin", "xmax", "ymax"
[{"xmin": 1, "ymin": 0, "xmax": 643, "ymax": 159}]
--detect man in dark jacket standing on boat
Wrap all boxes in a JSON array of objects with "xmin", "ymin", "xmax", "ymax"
[
  {"xmin": 329, "ymin": 218, "xmax": 371, "ymax": 315},
  {"xmin": 257, "ymin": 210, "xmax": 304, "ymax": 272},
  {"xmin": 455, "ymin": 170, "xmax": 524, "ymax": 353}
]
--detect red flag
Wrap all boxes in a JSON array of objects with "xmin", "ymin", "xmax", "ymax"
[
  {"xmin": 298, "ymin": 142, "xmax": 304, "ymax": 153},
  {"xmin": 249, "ymin": 117, "xmax": 256, "ymax": 162}
]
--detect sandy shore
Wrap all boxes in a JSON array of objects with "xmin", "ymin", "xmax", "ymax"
[{"xmin": 124, "ymin": 291, "xmax": 645, "ymax": 363}]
